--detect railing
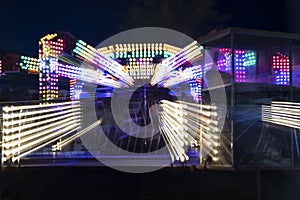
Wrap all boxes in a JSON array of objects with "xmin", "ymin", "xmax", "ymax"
[{"xmin": 1, "ymin": 101, "xmax": 82, "ymax": 165}]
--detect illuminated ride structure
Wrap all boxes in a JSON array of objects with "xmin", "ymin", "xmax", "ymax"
[
  {"xmin": 1, "ymin": 31, "xmax": 220, "ymax": 167},
  {"xmin": 1, "ymin": 27, "xmax": 300, "ymax": 168}
]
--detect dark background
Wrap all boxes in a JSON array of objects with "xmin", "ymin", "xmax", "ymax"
[{"xmin": 0, "ymin": 0, "xmax": 299, "ymax": 57}]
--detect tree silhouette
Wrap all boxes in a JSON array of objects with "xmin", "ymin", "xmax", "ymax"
[{"xmin": 117, "ymin": 0, "xmax": 230, "ymax": 39}]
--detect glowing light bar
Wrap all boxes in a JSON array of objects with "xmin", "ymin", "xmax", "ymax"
[
  {"xmin": 161, "ymin": 64, "xmax": 203, "ymax": 88},
  {"xmin": 161, "ymin": 41, "xmax": 202, "ymax": 69},
  {"xmin": 1, "ymin": 101, "xmax": 82, "ymax": 165},
  {"xmin": 244, "ymin": 51, "xmax": 256, "ymax": 66},
  {"xmin": 0, "ymin": 60, "xmax": 2, "ymax": 74},
  {"xmin": 98, "ymin": 43, "xmax": 181, "ymax": 59},
  {"xmin": 127, "ymin": 57, "xmax": 155, "ymax": 80},
  {"xmin": 217, "ymin": 48, "xmax": 231, "ymax": 72},
  {"xmin": 97, "ymin": 43, "xmax": 181, "ymax": 80},
  {"xmin": 39, "ymin": 33, "xmax": 64, "ymax": 58},
  {"xmin": 151, "ymin": 41, "xmax": 203, "ymax": 85},
  {"xmin": 39, "ymin": 57, "xmax": 59, "ymax": 100},
  {"xmin": 79, "ymin": 66, "xmax": 104, "ymax": 84},
  {"xmin": 70, "ymin": 79, "xmax": 76, "ymax": 100},
  {"xmin": 58, "ymin": 63, "xmax": 80, "ymax": 79},
  {"xmin": 159, "ymin": 100, "xmax": 219, "ymax": 163},
  {"xmin": 115, "ymin": 43, "xmax": 164, "ymax": 59},
  {"xmin": 163, "ymin": 44, "xmax": 182, "ymax": 55},
  {"xmin": 97, "ymin": 45, "xmax": 115, "ymax": 58},
  {"xmin": 189, "ymin": 78, "xmax": 202, "ymax": 102},
  {"xmin": 157, "ymin": 65, "xmax": 203, "ymax": 102},
  {"xmin": 40, "ymin": 33, "xmax": 58, "ymax": 42},
  {"xmin": 216, "ymin": 48, "xmax": 256, "ymax": 82},
  {"xmin": 19, "ymin": 56, "xmax": 39, "ymax": 73},
  {"xmin": 38, "ymin": 33, "xmax": 65, "ymax": 100},
  {"xmin": 52, "ymin": 119, "xmax": 102, "ymax": 151},
  {"xmin": 235, "ymin": 50, "xmax": 246, "ymax": 83},
  {"xmin": 73, "ymin": 40, "xmax": 133, "ymax": 86},
  {"xmin": 272, "ymin": 52, "xmax": 289, "ymax": 85},
  {"xmin": 262, "ymin": 101, "xmax": 300, "ymax": 129},
  {"xmin": 58, "ymin": 56, "xmax": 129, "ymax": 89}
]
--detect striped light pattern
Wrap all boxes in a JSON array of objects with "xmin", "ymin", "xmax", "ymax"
[
  {"xmin": 189, "ymin": 78, "xmax": 202, "ymax": 102},
  {"xmin": 58, "ymin": 61, "xmax": 123, "ymax": 88},
  {"xmin": 78, "ymin": 65, "xmax": 104, "ymax": 84},
  {"xmin": 57, "ymin": 61, "xmax": 126, "ymax": 89},
  {"xmin": 215, "ymin": 48, "xmax": 256, "ymax": 82},
  {"xmin": 70, "ymin": 79, "xmax": 76, "ymax": 100},
  {"xmin": 39, "ymin": 33, "xmax": 64, "ymax": 101},
  {"xmin": 151, "ymin": 41, "xmax": 203, "ymax": 85},
  {"xmin": 73, "ymin": 40, "xmax": 133, "ymax": 86},
  {"xmin": 159, "ymin": 100, "xmax": 219, "ymax": 163},
  {"xmin": 157, "ymin": 64, "xmax": 203, "ymax": 102},
  {"xmin": 58, "ymin": 63, "xmax": 80, "ymax": 79},
  {"xmin": 116, "ymin": 43, "xmax": 163, "ymax": 59},
  {"xmin": 97, "ymin": 43, "xmax": 181, "ymax": 59},
  {"xmin": 272, "ymin": 52, "xmax": 290, "ymax": 85},
  {"xmin": 98, "ymin": 43, "xmax": 181, "ymax": 80},
  {"xmin": 19, "ymin": 56, "xmax": 39, "ymax": 73},
  {"xmin": 52, "ymin": 119, "xmax": 102, "ymax": 151},
  {"xmin": 73, "ymin": 83, "xmax": 83, "ymax": 101},
  {"xmin": 160, "ymin": 64, "xmax": 203, "ymax": 88},
  {"xmin": 234, "ymin": 50, "xmax": 246, "ymax": 82},
  {"xmin": 244, "ymin": 51, "xmax": 256, "ymax": 66},
  {"xmin": 262, "ymin": 101, "xmax": 300, "ymax": 129},
  {"xmin": 0, "ymin": 60, "xmax": 2, "ymax": 74},
  {"xmin": 217, "ymin": 48, "xmax": 232, "ymax": 72},
  {"xmin": 39, "ymin": 33, "xmax": 64, "ymax": 58},
  {"xmin": 126, "ymin": 57, "xmax": 155, "ymax": 80},
  {"xmin": 39, "ymin": 57, "xmax": 59, "ymax": 100},
  {"xmin": 1, "ymin": 101, "xmax": 82, "ymax": 164}
]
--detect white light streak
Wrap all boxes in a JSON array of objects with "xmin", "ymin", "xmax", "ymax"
[
  {"xmin": 262, "ymin": 101, "xmax": 300, "ymax": 129},
  {"xmin": 159, "ymin": 100, "xmax": 220, "ymax": 163},
  {"xmin": 151, "ymin": 41, "xmax": 203, "ymax": 85},
  {"xmin": 52, "ymin": 119, "xmax": 102, "ymax": 151},
  {"xmin": 2, "ymin": 101, "xmax": 82, "ymax": 165}
]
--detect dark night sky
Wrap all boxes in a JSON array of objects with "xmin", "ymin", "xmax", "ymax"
[
  {"xmin": 0, "ymin": 0, "xmax": 122, "ymax": 57},
  {"xmin": 0, "ymin": 0, "xmax": 298, "ymax": 57}
]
